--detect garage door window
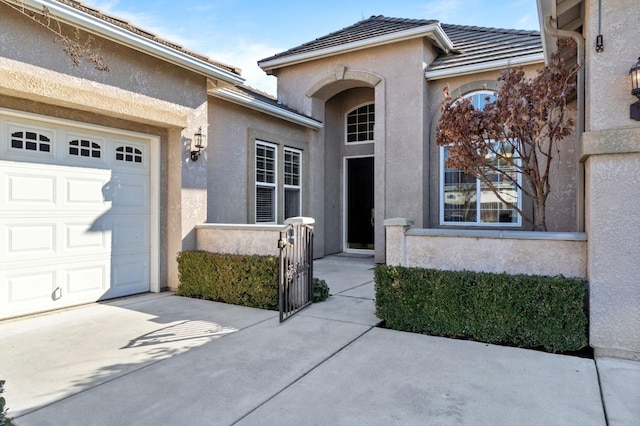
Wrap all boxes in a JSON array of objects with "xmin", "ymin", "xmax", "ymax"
[
  {"xmin": 11, "ymin": 131, "xmax": 52, "ymax": 153},
  {"xmin": 69, "ymin": 139, "xmax": 102, "ymax": 158},
  {"xmin": 116, "ymin": 145, "xmax": 143, "ymax": 163}
]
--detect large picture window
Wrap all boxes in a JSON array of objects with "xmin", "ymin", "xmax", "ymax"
[{"xmin": 440, "ymin": 91, "xmax": 521, "ymax": 226}]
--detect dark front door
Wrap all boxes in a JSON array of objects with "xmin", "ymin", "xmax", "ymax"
[{"xmin": 346, "ymin": 157, "xmax": 374, "ymax": 250}]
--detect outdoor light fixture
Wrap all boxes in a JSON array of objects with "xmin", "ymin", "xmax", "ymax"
[
  {"xmin": 190, "ymin": 126, "xmax": 206, "ymax": 161},
  {"xmin": 630, "ymin": 57, "xmax": 640, "ymax": 121}
]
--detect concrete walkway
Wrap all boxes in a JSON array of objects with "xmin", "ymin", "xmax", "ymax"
[{"xmin": 0, "ymin": 255, "xmax": 638, "ymax": 425}]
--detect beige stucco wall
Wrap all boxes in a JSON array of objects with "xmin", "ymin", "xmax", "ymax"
[
  {"xmin": 580, "ymin": 0, "xmax": 640, "ymax": 358},
  {"xmin": 385, "ymin": 219, "xmax": 587, "ymax": 279},
  {"xmin": 584, "ymin": 0, "xmax": 640, "ymax": 133},
  {"xmin": 586, "ymin": 150, "xmax": 640, "ymax": 357},
  {"xmin": 0, "ymin": 4, "xmax": 210, "ymax": 290},
  {"xmin": 195, "ymin": 224, "xmax": 286, "ymax": 256}
]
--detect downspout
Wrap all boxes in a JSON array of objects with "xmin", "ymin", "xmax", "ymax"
[{"xmin": 543, "ymin": 15, "xmax": 586, "ymax": 232}]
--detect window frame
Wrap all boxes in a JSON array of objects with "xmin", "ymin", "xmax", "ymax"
[
  {"xmin": 255, "ymin": 140, "xmax": 278, "ymax": 224},
  {"xmin": 345, "ymin": 102, "xmax": 375, "ymax": 145},
  {"xmin": 439, "ymin": 90, "xmax": 522, "ymax": 227},
  {"xmin": 283, "ymin": 146, "xmax": 302, "ymax": 220}
]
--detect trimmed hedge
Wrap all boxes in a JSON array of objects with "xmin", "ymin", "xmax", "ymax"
[
  {"xmin": 177, "ymin": 251, "xmax": 279, "ymax": 310},
  {"xmin": 374, "ymin": 265, "xmax": 588, "ymax": 353}
]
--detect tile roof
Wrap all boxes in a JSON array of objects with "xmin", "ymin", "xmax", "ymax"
[
  {"xmin": 54, "ymin": 0, "xmax": 242, "ymax": 76},
  {"xmin": 427, "ymin": 24, "xmax": 543, "ymax": 73},
  {"xmin": 259, "ymin": 15, "xmax": 542, "ymax": 75},
  {"xmin": 260, "ymin": 15, "xmax": 439, "ymax": 64}
]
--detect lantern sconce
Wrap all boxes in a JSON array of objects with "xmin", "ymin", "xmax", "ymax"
[
  {"xmin": 630, "ymin": 57, "xmax": 640, "ymax": 121},
  {"xmin": 190, "ymin": 126, "xmax": 206, "ymax": 161}
]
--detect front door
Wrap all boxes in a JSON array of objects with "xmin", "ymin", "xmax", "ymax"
[{"xmin": 345, "ymin": 156, "xmax": 374, "ymax": 251}]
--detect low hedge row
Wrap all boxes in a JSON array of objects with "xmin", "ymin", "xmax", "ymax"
[
  {"xmin": 177, "ymin": 251, "xmax": 279, "ymax": 310},
  {"xmin": 374, "ymin": 265, "xmax": 588, "ymax": 353}
]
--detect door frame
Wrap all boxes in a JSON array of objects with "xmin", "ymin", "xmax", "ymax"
[{"xmin": 342, "ymin": 155, "xmax": 374, "ymax": 254}]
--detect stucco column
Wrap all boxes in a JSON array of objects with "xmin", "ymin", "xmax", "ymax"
[
  {"xmin": 384, "ymin": 218, "xmax": 414, "ymax": 266},
  {"xmin": 583, "ymin": 129, "xmax": 640, "ymax": 359},
  {"xmin": 166, "ymin": 127, "xmax": 183, "ymax": 290}
]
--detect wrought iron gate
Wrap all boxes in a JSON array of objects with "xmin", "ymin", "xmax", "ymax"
[{"xmin": 278, "ymin": 218, "xmax": 314, "ymax": 322}]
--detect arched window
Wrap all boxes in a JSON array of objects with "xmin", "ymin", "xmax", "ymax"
[
  {"xmin": 345, "ymin": 103, "xmax": 374, "ymax": 143},
  {"xmin": 439, "ymin": 91, "xmax": 521, "ymax": 226}
]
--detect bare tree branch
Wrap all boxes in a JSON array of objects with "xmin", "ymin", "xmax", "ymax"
[{"xmin": 1, "ymin": 0, "xmax": 109, "ymax": 71}]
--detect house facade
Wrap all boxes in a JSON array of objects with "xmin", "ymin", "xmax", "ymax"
[
  {"xmin": 1, "ymin": 0, "xmax": 637, "ymax": 358},
  {"xmin": 0, "ymin": 0, "xmax": 318, "ymax": 319}
]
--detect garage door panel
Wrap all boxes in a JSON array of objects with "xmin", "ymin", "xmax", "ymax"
[
  {"xmin": 66, "ymin": 262, "xmax": 108, "ymax": 295},
  {"xmin": 65, "ymin": 176, "xmax": 111, "ymax": 206},
  {"xmin": 107, "ymin": 175, "xmax": 149, "ymax": 211},
  {"xmin": 6, "ymin": 173, "xmax": 56, "ymax": 205},
  {"xmin": 4, "ymin": 269, "xmax": 57, "ymax": 304},
  {"xmin": 112, "ymin": 218, "xmax": 148, "ymax": 254},
  {"xmin": 7, "ymin": 223, "xmax": 56, "ymax": 255},
  {"xmin": 65, "ymin": 221, "xmax": 109, "ymax": 251},
  {"xmin": 109, "ymin": 254, "xmax": 148, "ymax": 297}
]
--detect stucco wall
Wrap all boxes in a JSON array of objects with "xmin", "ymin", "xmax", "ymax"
[
  {"xmin": 195, "ymin": 224, "xmax": 286, "ymax": 256},
  {"xmin": 584, "ymin": 0, "xmax": 640, "ymax": 133},
  {"xmin": 580, "ymin": 0, "xmax": 640, "ymax": 358},
  {"xmin": 385, "ymin": 219, "xmax": 587, "ymax": 279},
  {"xmin": 584, "ymin": 139, "xmax": 640, "ymax": 357}
]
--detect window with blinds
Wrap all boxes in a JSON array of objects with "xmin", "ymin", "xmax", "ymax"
[
  {"xmin": 255, "ymin": 141, "xmax": 277, "ymax": 223},
  {"xmin": 284, "ymin": 147, "xmax": 301, "ymax": 219}
]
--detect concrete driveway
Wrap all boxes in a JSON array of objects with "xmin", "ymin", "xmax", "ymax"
[{"xmin": 0, "ymin": 255, "xmax": 637, "ymax": 425}]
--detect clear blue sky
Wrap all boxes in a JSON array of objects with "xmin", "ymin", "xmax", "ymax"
[{"xmin": 84, "ymin": 0, "xmax": 540, "ymax": 95}]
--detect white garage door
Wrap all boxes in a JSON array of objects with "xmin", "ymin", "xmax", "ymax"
[{"xmin": 0, "ymin": 111, "xmax": 156, "ymax": 319}]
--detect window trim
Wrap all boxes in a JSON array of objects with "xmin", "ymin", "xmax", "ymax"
[
  {"xmin": 439, "ymin": 90, "xmax": 522, "ymax": 227},
  {"xmin": 344, "ymin": 102, "xmax": 375, "ymax": 145}
]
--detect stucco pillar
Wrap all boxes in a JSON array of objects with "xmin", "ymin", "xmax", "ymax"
[
  {"xmin": 166, "ymin": 127, "xmax": 183, "ymax": 290},
  {"xmin": 583, "ymin": 129, "xmax": 640, "ymax": 359},
  {"xmin": 384, "ymin": 218, "xmax": 414, "ymax": 266}
]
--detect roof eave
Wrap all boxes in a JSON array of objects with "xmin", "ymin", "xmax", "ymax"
[
  {"xmin": 9, "ymin": 0, "xmax": 244, "ymax": 85},
  {"xmin": 259, "ymin": 23, "xmax": 454, "ymax": 73},
  {"xmin": 209, "ymin": 87, "xmax": 323, "ymax": 130},
  {"xmin": 425, "ymin": 53, "xmax": 545, "ymax": 80}
]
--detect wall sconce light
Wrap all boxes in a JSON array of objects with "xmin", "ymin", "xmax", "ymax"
[
  {"xmin": 630, "ymin": 57, "xmax": 640, "ymax": 121},
  {"xmin": 191, "ymin": 126, "xmax": 206, "ymax": 161}
]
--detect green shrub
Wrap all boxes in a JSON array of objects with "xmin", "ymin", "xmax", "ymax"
[
  {"xmin": 177, "ymin": 251, "xmax": 279, "ymax": 310},
  {"xmin": 0, "ymin": 380, "xmax": 14, "ymax": 426},
  {"xmin": 313, "ymin": 278, "xmax": 330, "ymax": 302},
  {"xmin": 374, "ymin": 265, "xmax": 588, "ymax": 353}
]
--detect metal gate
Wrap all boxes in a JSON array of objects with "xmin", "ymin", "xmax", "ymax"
[{"xmin": 278, "ymin": 217, "xmax": 314, "ymax": 322}]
